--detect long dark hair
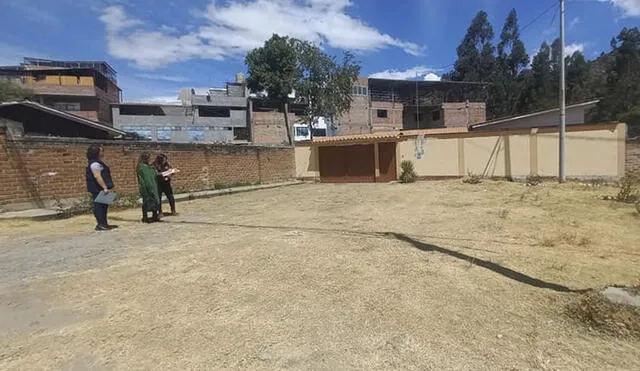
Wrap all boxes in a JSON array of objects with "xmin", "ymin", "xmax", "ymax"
[
  {"xmin": 87, "ymin": 144, "xmax": 102, "ymax": 162},
  {"xmin": 137, "ymin": 152, "xmax": 151, "ymax": 169},
  {"xmin": 153, "ymin": 153, "xmax": 169, "ymax": 171}
]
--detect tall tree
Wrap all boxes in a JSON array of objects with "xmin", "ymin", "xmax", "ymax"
[
  {"xmin": 295, "ymin": 41, "xmax": 360, "ymax": 132},
  {"xmin": 245, "ymin": 34, "xmax": 300, "ymax": 145},
  {"xmin": 451, "ymin": 11, "xmax": 495, "ymax": 83},
  {"xmin": 0, "ymin": 80, "xmax": 32, "ymax": 103},
  {"xmin": 594, "ymin": 27, "xmax": 640, "ymax": 133},
  {"xmin": 491, "ymin": 9, "xmax": 529, "ymax": 117}
]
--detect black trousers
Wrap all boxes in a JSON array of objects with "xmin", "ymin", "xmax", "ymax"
[
  {"xmin": 91, "ymin": 192, "xmax": 109, "ymax": 226},
  {"xmin": 158, "ymin": 180, "xmax": 175, "ymax": 213}
]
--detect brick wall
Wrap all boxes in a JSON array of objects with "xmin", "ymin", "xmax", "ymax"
[
  {"xmin": 627, "ymin": 138, "xmax": 640, "ymax": 174},
  {"xmin": 370, "ymin": 101, "xmax": 403, "ymax": 132},
  {"xmin": 442, "ymin": 102, "xmax": 486, "ymax": 127},
  {"xmin": 337, "ymin": 95, "xmax": 370, "ymax": 135},
  {"xmin": 0, "ymin": 130, "xmax": 294, "ymax": 208},
  {"xmin": 251, "ymin": 110, "xmax": 297, "ymax": 145}
]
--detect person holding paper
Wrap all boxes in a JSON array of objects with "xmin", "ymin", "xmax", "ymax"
[
  {"xmin": 153, "ymin": 153, "xmax": 177, "ymax": 216},
  {"xmin": 85, "ymin": 144, "xmax": 115, "ymax": 231},
  {"xmin": 137, "ymin": 152, "xmax": 161, "ymax": 223}
]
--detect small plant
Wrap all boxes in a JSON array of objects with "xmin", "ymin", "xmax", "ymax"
[
  {"xmin": 399, "ymin": 160, "xmax": 417, "ymax": 183},
  {"xmin": 526, "ymin": 174, "xmax": 543, "ymax": 186},
  {"xmin": 462, "ymin": 171, "xmax": 482, "ymax": 184},
  {"xmin": 616, "ymin": 170, "xmax": 640, "ymax": 203}
]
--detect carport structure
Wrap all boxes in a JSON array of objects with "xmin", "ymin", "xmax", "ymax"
[{"xmin": 312, "ymin": 133, "xmax": 400, "ymax": 183}]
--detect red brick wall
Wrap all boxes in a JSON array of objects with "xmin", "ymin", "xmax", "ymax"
[
  {"xmin": 442, "ymin": 102, "xmax": 486, "ymax": 127},
  {"xmin": 0, "ymin": 130, "xmax": 294, "ymax": 207},
  {"xmin": 251, "ymin": 110, "xmax": 297, "ymax": 145},
  {"xmin": 370, "ymin": 101, "xmax": 403, "ymax": 132},
  {"xmin": 627, "ymin": 138, "xmax": 640, "ymax": 174}
]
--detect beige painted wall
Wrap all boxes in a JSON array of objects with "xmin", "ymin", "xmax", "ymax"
[
  {"xmin": 296, "ymin": 124, "xmax": 626, "ymax": 180},
  {"xmin": 398, "ymin": 137, "xmax": 459, "ymax": 176},
  {"xmin": 295, "ymin": 145, "xmax": 319, "ymax": 179}
]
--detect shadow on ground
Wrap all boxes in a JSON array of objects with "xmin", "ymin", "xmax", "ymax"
[{"xmin": 109, "ymin": 216, "xmax": 588, "ymax": 293}]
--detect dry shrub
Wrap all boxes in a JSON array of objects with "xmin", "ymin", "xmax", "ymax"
[
  {"xmin": 616, "ymin": 170, "xmax": 640, "ymax": 202},
  {"xmin": 566, "ymin": 289, "xmax": 640, "ymax": 339},
  {"xmin": 462, "ymin": 171, "xmax": 482, "ymax": 184},
  {"xmin": 526, "ymin": 174, "xmax": 543, "ymax": 186}
]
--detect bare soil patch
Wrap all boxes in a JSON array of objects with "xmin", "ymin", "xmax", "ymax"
[{"xmin": 0, "ymin": 181, "xmax": 639, "ymax": 369}]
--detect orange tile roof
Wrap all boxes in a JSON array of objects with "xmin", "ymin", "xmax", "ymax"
[{"xmin": 312, "ymin": 132, "xmax": 400, "ymax": 144}]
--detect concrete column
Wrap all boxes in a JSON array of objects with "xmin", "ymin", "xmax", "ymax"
[
  {"xmin": 530, "ymin": 128, "xmax": 538, "ymax": 175},
  {"xmin": 374, "ymin": 142, "xmax": 380, "ymax": 179},
  {"xmin": 457, "ymin": 138, "xmax": 465, "ymax": 176}
]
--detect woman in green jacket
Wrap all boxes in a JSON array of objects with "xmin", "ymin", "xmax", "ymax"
[{"xmin": 137, "ymin": 152, "xmax": 161, "ymax": 223}]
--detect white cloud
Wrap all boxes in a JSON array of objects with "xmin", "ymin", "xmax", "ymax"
[
  {"xmin": 565, "ymin": 43, "xmax": 585, "ymax": 56},
  {"xmin": 369, "ymin": 66, "xmax": 441, "ymax": 81},
  {"xmin": 603, "ymin": 0, "xmax": 640, "ymax": 17},
  {"xmin": 0, "ymin": 42, "xmax": 50, "ymax": 66},
  {"xmin": 569, "ymin": 17, "xmax": 580, "ymax": 30},
  {"xmin": 134, "ymin": 73, "xmax": 190, "ymax": 83},
  {"xmin": 100, "ymin": 1, "xmax": 423, "ymax": 69}
]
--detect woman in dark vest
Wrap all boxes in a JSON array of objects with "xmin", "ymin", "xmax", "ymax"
[
  {"xmin": 152, "ymin": 153, "xmax": 177, "ymax": 216},
  {"xmin": 86, "ymin": 144, "xmax": 115, "ymax": 231}
]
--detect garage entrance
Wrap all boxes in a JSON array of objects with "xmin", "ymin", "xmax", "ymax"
[{"xmin": 318, "ymin": 141, "xmax": 397, "ymax": 183}]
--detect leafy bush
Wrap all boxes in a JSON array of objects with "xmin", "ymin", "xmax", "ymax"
[
  {"xmin": 616, "ymin": 170, "xmax": 640, "ymax": 202},
  {"xmin": 399, "ymin": 160, "xmax": 417, "ymax": 183},
  {"xmin": 526, "ymin": 174, "xmax": 543, "ymax": 186},
  {"xmin": 462, "ymin": 171, "xmax": 482, "ymax": 184}
]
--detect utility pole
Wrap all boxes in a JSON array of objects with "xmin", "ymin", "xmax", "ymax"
[
  {"xmin": 559, "ymin": 0, "xmax": 566, "ymax": 182},
  {"xmin": 415, "ymin": 73, "xmax": 420, "ymax": 129}
]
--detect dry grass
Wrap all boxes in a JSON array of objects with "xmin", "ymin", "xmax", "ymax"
[
  {"xmin": 1, "ymin": 180, "xmax": 639, "ymax": 370},
  {"xmin": 566, "ymin": 289, "xmax": 640, "ymax": 339}
]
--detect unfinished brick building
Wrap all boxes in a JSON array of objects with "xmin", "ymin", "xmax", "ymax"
[
  {"xmin": 0, "ymin": 58, "xmax": 121, "ymax": 123},
  {"xmin": 336, "ymin": 77, "xmax": 487, "ymax": 136}
]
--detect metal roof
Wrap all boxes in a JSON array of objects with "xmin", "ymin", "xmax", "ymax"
[
  {"xmin": 0, "ymin": 101, "xmax": 126, "ymax": 137},
  {"xmin": 470, "ymin": 100, "xmax": 600, "ymax": 129}
]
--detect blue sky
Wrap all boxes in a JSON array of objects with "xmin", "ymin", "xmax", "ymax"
[{"xmin": 1, "ymin": 0, "xmax": 639, "ymax": 102}]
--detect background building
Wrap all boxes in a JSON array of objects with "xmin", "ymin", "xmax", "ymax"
[
  {"xmin": 111, "ymin": 76, "xmax": 249, "ymax": 143},
  {"xmin": 336, "ymin": 77, "xmax": 488, "ymax": 135},
  {"xmin": 0, "ymin": 57, "xmax": 121, "ymax": 123}
]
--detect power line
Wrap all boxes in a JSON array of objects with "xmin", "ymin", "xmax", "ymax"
[{"xmin": 521, "ymin": 1, "xmax": 560, "ymax": 33}]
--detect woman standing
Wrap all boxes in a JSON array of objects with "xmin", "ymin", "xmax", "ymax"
[
  {"xmin": 137, "ymin": 152, "xmax": 161, "ymax": 223},
  {"xmin": 153, "ymin": 153, "xmax": 177, "ymax": 216},
  {"xmin": 86, "ymin": 145, "xmax": 115, "ymax": 231}
]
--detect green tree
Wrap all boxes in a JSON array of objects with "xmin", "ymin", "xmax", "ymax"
[
  {"xmin": 451, "ymin": 11, "xmax": 495, "ymax": 83},
  {"xmin": 0, "ymin": 80, "xmax": 32, "ymax": 103},
  {"xmin": 594, "ymin": 27, "xmax": 640, "ymax": 134},
  {"xmin": 295, "ymin": 41, "xmax": 360, "ymax": 134},
  {"xmin": 245, "ymin": 34, "xmax": 300, "ymax": 145},
  {"xmin": 492, "ymin": 9, "xmax": 529, "ymax": 117}
]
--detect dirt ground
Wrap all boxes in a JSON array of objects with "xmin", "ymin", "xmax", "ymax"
[{"xmin": 1, "ymin": 180, "xmax": 639, "ymax": 370}]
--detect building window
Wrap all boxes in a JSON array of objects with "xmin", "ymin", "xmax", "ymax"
[
  {"xmin": 377, "ymin": 109, "xmax": 388, "ymax": 118},
  {"xmin": 53, "ymin": 102, "xmax": 81, "ymax": 111},
  {"xmin": 122, "ymin": 126, "xmax": 152, "ymax": 140},
  {"xmin": 432, "ymin": 110, "xmax": 441, "ymax": 121},
  {"xmin": 311, "ymin": 128, "xmax": 327, "ymax": 137},
  {"xmin": 156, "ymin": 126, "xmax": 180, "ymax": 141},
  {"xmin": 352, "ymin": 85, "xmax": 368, "ymax": 96},
  {"xmin": 186, "ymin": 126, "xmax": 205, "ymax": 142},
  {"xmin": 199, "ymin": 107, "xmax": 230, "ymax": 117}
]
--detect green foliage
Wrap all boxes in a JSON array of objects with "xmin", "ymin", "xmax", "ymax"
[
  {"xmin": 295, "ymin": 41, "xmax": 360, "ymax": 125},
  {"xmin": 398, "ymin": 160, "xmax": 417, "ymax": 183},
  {"xmin": 245, "ymin": 34, "xmax": 360, "ymax": 143},
  {"xmin": 0, "ymin": 80, "xmax": 32, "ymax": 103}
]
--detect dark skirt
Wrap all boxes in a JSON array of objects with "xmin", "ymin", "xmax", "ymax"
[{"xmin": 142, "ymin": 195, "xmax": 159, "ymax": 213}]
